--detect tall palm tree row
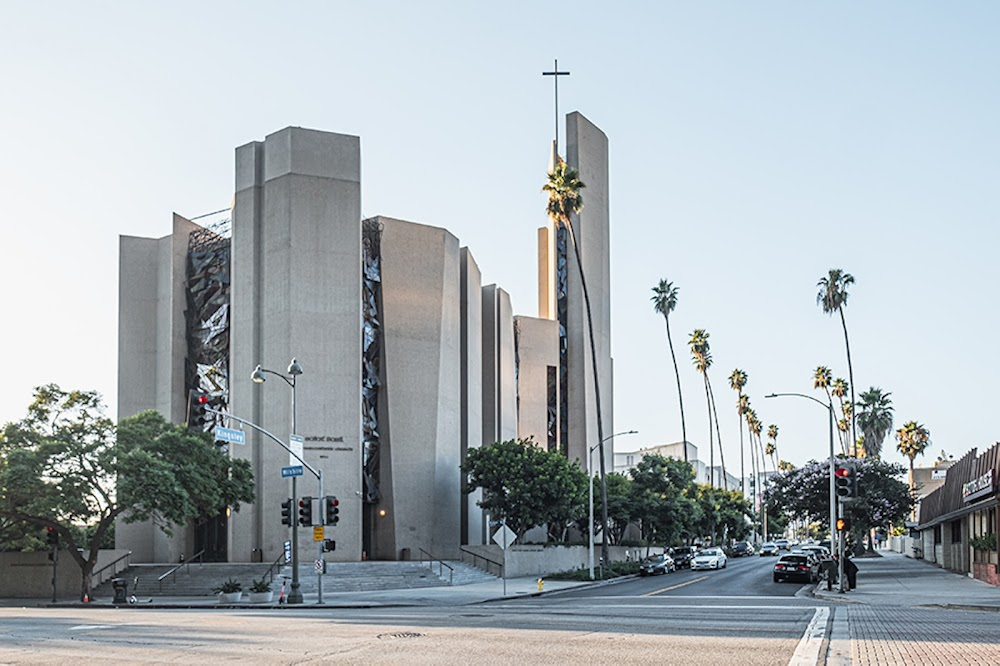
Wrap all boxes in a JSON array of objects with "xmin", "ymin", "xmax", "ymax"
[
  {"xmin": 688, "ymin": 329, "xmax": 715, "ymax": 487},
  {"xmin": 817, "ymin": 269, "xmax": 858, "ymax": 452},
  {"xmin": 652, "ymin": 279, "xmax": 687, "ymax": 463},
  {"xmin": 855, "ymin": 387, "xmax": 894, "ymax": 459},
  {"xmin": 767, "ymin": 423, "xmax": 779, "ymax": 471},
  {"xmin": 705, "ymin": 379, "xmax": 729, "ymax": 490},
  {"xmin": 729, "ymin": 369, "xmax": 748, "ymax": 495},
  {"xmin": 896, "ymin": 420, "xmax": 931, "ymax": 492},
  {"xmin": 543, "ymin": 159, "xmax": 610, "ymax": 569}
]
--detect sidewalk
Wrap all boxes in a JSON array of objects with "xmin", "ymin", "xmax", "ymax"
[
  {"xmin": 813, "ymin": 549, "xmax": 1000, "ymax": 611},
  {"xmin": 4, "ymin": 575, "xmax": 600, "ymax": 610}
]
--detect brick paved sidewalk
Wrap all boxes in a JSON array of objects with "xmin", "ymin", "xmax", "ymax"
[{"xmin": 848, "ymin": 606, "xmax": 1000, "ymax": 665}]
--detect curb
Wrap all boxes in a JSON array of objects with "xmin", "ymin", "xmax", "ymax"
[
  {"xmin": 477, "ymin": 573, "xmax": 638, "ymax": 604},
  {"xmin": 916, "ymin": 603, "xmax": 1000, "ymax": 613}
]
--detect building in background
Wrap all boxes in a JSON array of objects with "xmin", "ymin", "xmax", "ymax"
[{"xmin": 117, "ymin": 116, "xmax": 614, "ymax": 564}]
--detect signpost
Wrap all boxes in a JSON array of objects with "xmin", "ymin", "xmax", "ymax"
[
  {"xmin": 281, "ymin": 465, "xmax": 304, "ymax": 478},
  {"xmin": 213, "ymin": 426, "xmax": 246, "ymax": 446},
  {"xmin": 492, "ymin": 523, "xmax": 515, "ymax": 596},
  {"xmin": 283, "ymin": 540, "xmax": 292, "ymax": 564},
  {"xmin": 313, "ymin": 526, "xmax": 324, "ymax": 542}
]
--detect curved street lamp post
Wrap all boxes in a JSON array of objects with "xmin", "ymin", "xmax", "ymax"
[
  {"xmin": 589, "ymin": 430, "xmax": 638, "ymax": 580},
  {"xmin": 765, "ymin": 392, "xmax": 845, "ymax": 593}
]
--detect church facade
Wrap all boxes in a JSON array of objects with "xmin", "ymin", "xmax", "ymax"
[{"xmin": 116, "ymin": 113, "xmax": 614, "ymax": 564}]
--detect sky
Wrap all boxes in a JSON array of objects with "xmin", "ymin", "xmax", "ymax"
[{"xmin": 1, "ymin": 2, "xmax": 998, "ymax": 477}]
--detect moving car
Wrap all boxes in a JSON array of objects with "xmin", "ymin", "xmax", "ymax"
[
  {"xmin": 691, "ymin": 547, "xmax": 728, "ymax": 570},
  {"xmin": 670, "ymin": 546, "xmax": 698, "ymax": 569},
  {"xmin": 731, "ymin": 541, "xmax": 755, "ymax": 557},
  {"xmin": 773, "ymin": 554, "xmax": 821, "ymax": 583},
  {"xmin": 639, "ymin": 553, "xmax": 676, "ymax": 576},
  {"xmin": 774, "ymin": 539, "xmax": 790, "ymax": 550},
  {"xmin": 759, "ymin": 542, "xmax": 780, "ymax": 556}
]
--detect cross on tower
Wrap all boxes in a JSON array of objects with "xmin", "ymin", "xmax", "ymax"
[{"xmin": 542, "ymin": 59, "xmax": 570, "ymax": 154}]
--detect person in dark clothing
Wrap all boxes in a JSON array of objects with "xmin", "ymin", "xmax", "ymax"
[{"xmin": 843, "ymin": 554, "xmax": 859, "ymax": 590}]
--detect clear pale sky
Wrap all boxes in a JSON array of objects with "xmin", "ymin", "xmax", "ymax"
[{"xmin": 2, "ymin": 2, "xmax": 997, "ymax": 476}]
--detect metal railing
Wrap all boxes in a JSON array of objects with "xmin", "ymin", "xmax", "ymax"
[
  {"xmin": 459, "ymin": 545, "xmax": 503, "ymax": 578},
  {"xmin": 92, "ymin": 551, "xmax": 132, "ymax": 587},
  {"xmin": 264, "ymin": 552, "xmax": 286, "ymax": 585},
  {"xmin": 418, "ymin": 547, "xmax": 454, "ymax": 585},
  {"xmin": 157, "ymin": 549, "xmax": 205, "ymax": 592}
]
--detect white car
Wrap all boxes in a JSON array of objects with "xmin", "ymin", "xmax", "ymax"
[{"xmin": 690, "ymin": 547, "xmax": 728, "ymax": 570}]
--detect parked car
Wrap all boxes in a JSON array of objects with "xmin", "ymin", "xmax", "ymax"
[
  {"xmin": 731, "ymin": 541, "xmax": 755, "ymax": 557},
  {"xmin": 691, "ymin": 547, "xmax": 728, "ymax": 571},
  {"xmin": 800, "ymin": 545, "xmax": 831, "ymax": 562},
  {"xmin": 670, "ymin": 546, "xmax": 698, "ymax": 569},
  {"xmin": 759, "ymin": 542, "xmax": 780, "ymax": 556},
  {"xmin": 773, "ymin": 554, "xmax": 821, "ymax": 583},
  {"xmin": 774, "ymin": 539, "xmax": 790, "ymax": 550},
  {"xmin": 639, "ymin": 553, "xmax": 676, "ymax": 576}
]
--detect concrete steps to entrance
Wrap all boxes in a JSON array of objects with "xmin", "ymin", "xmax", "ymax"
[{"xmin": 93, "ymin": 560, "xmax": 497, "ymax": 598}]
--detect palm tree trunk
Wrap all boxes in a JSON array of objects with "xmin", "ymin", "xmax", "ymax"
[
  {"xmin": 825, "ymin": 387, "xmax": 848, "ymax": 455},
  {"xmin": 706, "ymin": 379, "xmax": 728, "ymax": 490},
  {"xmin": 748, "ymin": 428, "xmax": 758, "ymax": 541},
  {"xmin": 838, "ymin": 306, "xmax": 857, "ymax": 455},
  {"xmin": 703, "ymin": 375, "xmax": 713, "ymax": 488},
  {"xmin": 663, "ymin": 314, "xmax": 688, "ymax": 463},
  {"xmin": 563, "ymin": 218, "xmax": 609, "ymax": 570},
  {"xmin": 737, "ymin": 395, "xmax": 745, "ymax": 497}
]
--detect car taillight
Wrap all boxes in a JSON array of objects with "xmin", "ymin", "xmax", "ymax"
[{"xmin": 798, "ymin": 565, "xmax": 810, "ymax": 571}]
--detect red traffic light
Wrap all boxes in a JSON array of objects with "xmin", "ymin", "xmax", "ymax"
[
  {"xmin": 196, "ymin": 394, "xmax": 209, "ymax": 405},
  {"xmin": 329, "ymin": 498, "xmax": 339, "ymax": 507},
  {"xmin": 835, "ymin": 467, "xmax": 851, "ymax": 478}
]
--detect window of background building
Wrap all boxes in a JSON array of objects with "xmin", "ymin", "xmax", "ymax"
[
  {"xmin": 934, "ymin": 525, "xmax": 942, "ymax": 544},
  {"xmin": 951, "ymin": 519, "xmax": 962, "ymax": 543}
]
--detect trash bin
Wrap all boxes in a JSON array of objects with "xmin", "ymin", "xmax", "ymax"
[
  {"xmin": 400, "ymin": 548, "xmax": 411, "ymax": 561},
  {"xmin": 112, "ymin": 578, "xmax": 128, "ymax": 605}
]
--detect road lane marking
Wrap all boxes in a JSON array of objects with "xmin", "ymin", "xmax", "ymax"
[
  {"xmin": 69, "ymin": 625, "xmax": 112, "ymax": 631},
  {"xmin": 642, "ymin": 575, "xmax": 708, "ymax": 597},
  {"xmin": 825, "ymin": 606, "xmax": 852, "ymax": 666},
  {"xmin": 788, "ymin": 607, "xmax": 829, "ymax": 666}
]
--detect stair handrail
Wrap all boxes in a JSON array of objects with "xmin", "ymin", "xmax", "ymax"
[
  {"xmin": 418, "ymin": 547, "xmax": 454, "ymax": 585},
  {"xmin": 92, "ymin": 551, "xmax": 132, "ymax": 587},
  {"xmin": 459, "ymin": 545, "xmax": 504, "ymax": 577},
  {"xmin": 157, "ymin": 548, "xmax": 206, "ymax": 592},
  {"xmin": 264, "ymin": 551, "xmax": 286, "ymax": 584}
]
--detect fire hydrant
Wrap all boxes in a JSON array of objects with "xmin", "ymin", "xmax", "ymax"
[{"xmin": 537, "ymin": 578, "xmax": 544, "ymax": 591}]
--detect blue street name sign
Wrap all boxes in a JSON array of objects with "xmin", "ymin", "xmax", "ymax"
[
  {"xmin": 213, "ymin": 426, "xmax": 246, "ymax": 446},
  {"xmin": 281, "ymin": 465, "xmax": 304, "ymax": 478}
]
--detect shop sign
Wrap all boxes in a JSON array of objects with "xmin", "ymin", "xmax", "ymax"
[{"xmin": 962, "ymin": 470, "xmax": 995, "ymax": 503}]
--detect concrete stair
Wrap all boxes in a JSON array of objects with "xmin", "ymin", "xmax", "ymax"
[{"xmin": 93, "ymin": 560, "xmax": 497, "ymax": 598}]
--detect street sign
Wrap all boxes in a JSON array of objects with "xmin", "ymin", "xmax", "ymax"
[
  {"xmin": 289, "ymin": 434, "xmax": 304, "ymax": 466},
  {"xmin": 313, "ymin": 526, "xmax": 324, "ymax": 542},
  {"xmin": 314, "ymin": 559, "xmax": 326, "ymax": 573},
  {"xmin": 492, "ymin": 524, "xmax": 516, "ymax": 550},
  {"xmin": 283, "ymin": 540, "xmax": 291, "ymax": 564},
  {"xmin": 213, "ymin": 426, "xmax": 246, "ymax": 446},
  {"xmin": 281, "ymin": 465, "xmax": 304, "ymax": 478}
]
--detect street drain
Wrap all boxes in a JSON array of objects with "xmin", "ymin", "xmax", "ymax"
[{"xmin": 377, "ymin": 632, "xmax": 424, "ymax": 640}]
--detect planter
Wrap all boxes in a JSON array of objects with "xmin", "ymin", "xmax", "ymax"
[
  {"xmin": 248, "ymin": 591, "xmax": 273, "ymax": 604},
  {"xmin": 218, "ymin": 591, "xmax": 242, "ymax": 604}
]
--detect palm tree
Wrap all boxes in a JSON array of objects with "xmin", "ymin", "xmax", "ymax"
[
  {"xmin": 896, "ymin": 420, "xmax": 931, "ymax": 493},
  {"xmin": 544, "ymin": 159, "xmax": 609, "ymax": 569},
  {"xmin": 767, "ymin": 423, "xmax": 779, "ymax": 471},
  {"xmin": 778, "ymin": 460, "xmax": 795, "ymax": 472},
  {"xmin": 705, "ymin": 379, "xmax": 729, "ymax": 491},
  {"xmin": 855, "ymin": 387, "xmax": 894, "ymax": 459},
  {"xmin": 652, "ymin": 280, "xmax": 687, "ymax": 463},
  {"xmin": 813, "ymin": 366, "xmax": 847, "ymax": 454},
  {"xmin": 729, "ymin": 369, "xmax": 748, "ymax": 495},
  {"xmin": 817, "ymin": 269, "xmax": 857, "ymax": 452},
  {"xmin": 689, "ymin": 329, "xmax": 714, "ymax": 487}
]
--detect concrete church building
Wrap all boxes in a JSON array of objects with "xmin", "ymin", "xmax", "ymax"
[{"xmin": 117, "ymin": 113, "xmax": 614, "ymax": 564}]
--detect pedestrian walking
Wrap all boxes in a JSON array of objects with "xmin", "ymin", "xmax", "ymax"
[{"xmin": 844, "ymin": 554, "xmax": 859, "ymax": 591}]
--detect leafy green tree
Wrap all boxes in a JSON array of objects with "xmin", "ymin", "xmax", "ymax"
[
  {"xmin": 0, "ymin": 385, "xmax": 255, "ymax": 600},
  {"xmin": 652, "ymin": 279, "xmax": 687, "ymax": 463},
  {"xmin": 765, "ymin": 457, "xmax": 913, "ymax": 538},
  {"xmin": 694, "ymin": 485, "xmax": 752, "ymax": 545},
  {"xmin": 817, "ymin": 269, "xmax": 858, "ymax": 450},
  {"xmin": 856, "ymin": 387, "xmax": 894, "ymax": 459},
  {"xmin": 629, "ymin": 454, "xmax": 699, "ymax": 547},
  {"xmin": 463, "ymin": 438, "xmax": 588, "ymax": 541},
  {"xmin": 591, "ymin": 472, "xmax": 634, "ymax": 546}
]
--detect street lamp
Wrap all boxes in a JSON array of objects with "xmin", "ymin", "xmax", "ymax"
[
  {"xmin": 765, "ymin": 392, "xmax": 845, "ymax": 593},
  {"xmin": 252, "ymin": 358, "xmax": 308, "ymax": 604},
  {"xmin": 589, "ymin": 430, "xmax": 638, "ymax": 580}
]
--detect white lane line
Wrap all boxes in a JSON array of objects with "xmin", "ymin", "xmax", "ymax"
[
  {"xmin": 69, "ymin": 625, "xmax": 112, "ymax": 631},
  {"xmin": 788, "ymin": 606, "xmax": 828, "ymax": 666},
  {"xmin": 826, "ymin": 606, "xmax": 852, "ymax": 666}
]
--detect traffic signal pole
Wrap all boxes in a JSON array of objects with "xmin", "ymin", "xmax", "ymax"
[{"xmin": 317, "ymin": 470, "xmax": 324, "ymax": 605}]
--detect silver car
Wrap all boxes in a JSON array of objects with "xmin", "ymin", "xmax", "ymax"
[{"xmin": 690, "ymin": 547, "xmax": 728, "ymax": 570}]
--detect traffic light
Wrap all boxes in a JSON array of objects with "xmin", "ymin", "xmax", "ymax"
[
  {"xmin": 187, "ymin": 390, "xmax": 211, "ymax": 430},
  {"xmin": 325, "ymin": 496, "xmax": 340, "ymax": 525},
  {"xmin": 280, "ymin": 498, "xmax": 293, "ymax": 527},
  {"xmin": 324, "ymin": 539, "xmax": 337, "ymax": 553},
  {"xmin": 46, "ymin": 526, "xmax": 59, "ymax": 547},
  {"xmin": 298, "ymin": 496, "xmax": 313, "ymax": 527},
  {"xmin": 836, "ymin": 517, "xmax": 851, "ymax": 531},
  {"xmin": 835, "ymin": 461, "xmax": 858, "ymax": 499}
]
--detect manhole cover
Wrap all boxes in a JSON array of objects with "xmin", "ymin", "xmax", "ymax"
[{"xmin": 377, "ymin": 632, "xmax": 424, "ymax": 640}]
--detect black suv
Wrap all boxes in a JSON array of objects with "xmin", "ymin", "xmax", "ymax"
[
  {"xmin": 670, "ymin": 546, "xmax": 698, "ymax": 569},
  {"xmin": 731, "ymin": 541, "xmax": 755, "ymax": 557}
]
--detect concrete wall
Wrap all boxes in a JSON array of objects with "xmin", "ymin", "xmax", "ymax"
[
  {"xmin": 377, "ymin": 216, "xmax": 463, "ymax": 560},
  {"xmin": 0, "ymin": 549, "xmax": 131, "ymax": 598},
  {"xmin": 230, "ymin": 127, "xmax": 363, "ymax": 564},
  {"xmin": 116, "ymin": 214, "xmax": 197, "ymax": 563},
  {"xmin": 461, "ymin": 248, "xmax": 485, "ymax": 546},
  {"xmin": 482, "ymin": 285, "xmax": 517, "ymax": 447},
  {"xmin": 466, "ymin": 544, "xmax": 664, "ymax": 578},
  {"xmin": 565, "ymin": 112, "xmax": 614, "ymax": 473},
  {"xmin": 513, "ymin": 315, "xmax": 559, "ymax": 448}
]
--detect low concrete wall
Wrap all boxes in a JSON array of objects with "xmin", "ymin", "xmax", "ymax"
[
  {"xmin": 0, "ymin": 549, "xmax": 131, "ymax": 598},
  {"xmin": 478, "ymin": 544, "xmax": 665, "ymax": 578}
]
